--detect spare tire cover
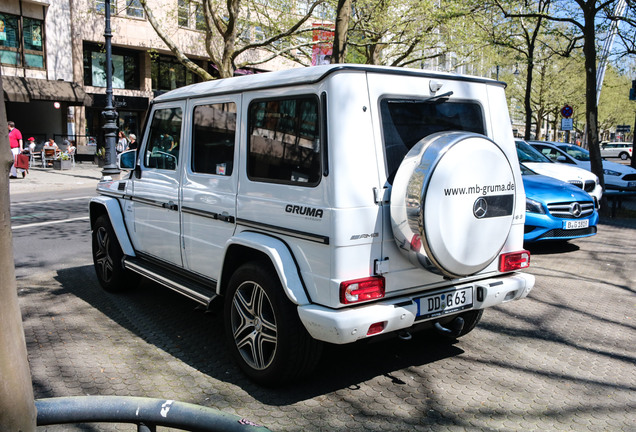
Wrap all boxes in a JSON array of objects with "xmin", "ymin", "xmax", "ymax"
[{"xmin": 390, "ymin": 131, "xmax": 516, "ymax": 278}]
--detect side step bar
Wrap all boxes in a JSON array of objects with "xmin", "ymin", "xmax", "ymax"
[{"xmin": 123, "ymin": 257, "xmax": 218, "ymax": 307}]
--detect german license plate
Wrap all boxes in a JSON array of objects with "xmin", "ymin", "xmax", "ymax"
[
  {"xmin": 563, "ymin": 219, "xmax": 589, "ymax": 229},
  {"xmin": 417, "ymin": 287, "xmax": 473, "ymax": 319}
]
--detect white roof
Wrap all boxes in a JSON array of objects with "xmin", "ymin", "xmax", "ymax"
[{"xmin": 153, "ymin": 64, "xmax": 500, "ymax": 103}]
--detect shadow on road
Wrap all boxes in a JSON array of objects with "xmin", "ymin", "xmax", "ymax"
[
  {"xmin": 48, "ymin": 265, "xmax": 464, "ymax": 404},
  {"xmin": 525, "ymin": 240, "xmax": 580, "ymax": 255}
]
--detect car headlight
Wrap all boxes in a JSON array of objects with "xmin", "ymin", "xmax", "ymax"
[
  {"xmin": 603, "ymin": 169, "xmax": 621, "ymax": 176},
  {"xmin": 526, "ymin": 198, "xmax": 545, "ymax": 214}
]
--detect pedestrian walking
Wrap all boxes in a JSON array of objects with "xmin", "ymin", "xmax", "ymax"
[
  {"xmin": 7, "ymin": 121, "xmax": 25, "ymax": 178},
  {"xmin": 117, "ymin": 131, "xmax": 128, "ymax": 154},
  {"xmin": 126, "ymin": 134, "xmax": 137, "ymax": 151}
]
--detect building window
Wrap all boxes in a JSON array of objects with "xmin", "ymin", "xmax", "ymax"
[
  {"xmin": 253, "ymin": 26, "xmax": 265, "ymax": 42},
  {"xmin": 178, "ymin": 0, "xmax": 205, "ymax": 30},
  {"xmin": 22, "ymin": 18, "xmax": 43, "ymax": 68},
  {"xmin": 248, "ymin": 96, "xmax": 321, "ymax": 186},
  {"xmin": 83, "ymin": 42, "xmax": 140, "ymax": 89},
  {"xmin": 0, "ymin": 13, "xmax": 45, "ymax": 68},
  {"xmin": 178, "ymin": 0, "xmax": 189, "ymax": 27},
  {"xmin": 151, "ymin": 54, "xmax": 205, "ymax": 91},
  {"xmin": 96, "ymin": 0, "xmax": 117, "ymax": 14},
  {"xmin": 126, "ymin": 0, "xmax": 145, "ymax": 18},
  {"xmin": 195, "ymin": 3, "xmax": 206, "ymax": 30}
]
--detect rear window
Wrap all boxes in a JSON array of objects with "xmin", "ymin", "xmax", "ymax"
[{"xmin": 380, "ymin": 99, "xmax": 485, "ymax": 182}]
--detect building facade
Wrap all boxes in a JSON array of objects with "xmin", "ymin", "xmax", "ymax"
[
  {"xmin": 1, "ymin": 0, "xmax": 86, "ymax": 146},
  {"xmin": 2, "ymin": 0, "xmax": 301, "ymax": 152}
]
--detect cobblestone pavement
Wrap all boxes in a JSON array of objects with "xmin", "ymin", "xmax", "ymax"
[{"xmin": 17, "ymin": 217, "xmax": 636, "ymax": 431}]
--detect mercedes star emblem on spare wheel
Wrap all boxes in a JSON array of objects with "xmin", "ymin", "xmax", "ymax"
[
  {"xmin": 473, "ymin": 197, "xmax": 488, "ymax": 219},
  {"xmin": 569, "ymin": 202, "xmax": 582, "ymax": 217}
]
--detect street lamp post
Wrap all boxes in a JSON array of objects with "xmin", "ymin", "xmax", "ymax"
[{"xmin": 101, "ymin": 0, "xmax": 120, "ymax": 179}]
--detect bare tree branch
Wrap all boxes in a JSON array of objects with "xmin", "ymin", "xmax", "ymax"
[{"xmin": 140, "ymin": 0, "xmax": 215, "ymax": 80}]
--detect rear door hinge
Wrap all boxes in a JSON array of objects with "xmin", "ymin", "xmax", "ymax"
[
  {"xmin": 374, "ymin": 258, "xmax": 390, "ymax": 275},
  {"xmin": 374, "ymin": 187, "xmax": 390, "ymax": 204}
]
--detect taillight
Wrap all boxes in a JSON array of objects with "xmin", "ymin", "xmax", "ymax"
[
  {"xmin": 340, "ymin": 276, "xmax": 385, "ymax": 304},
  {"xmin": 499, "ymin": 250, "xmax": 531, "ymax": 272}
]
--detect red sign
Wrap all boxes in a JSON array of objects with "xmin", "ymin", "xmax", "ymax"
[
  {"xmin": 312, "ymin": 23, "xmax": 334, "ymax": 66},
  {"xmin": 561, "ymin": 105, "xmax": 573, "ymax": 118}
]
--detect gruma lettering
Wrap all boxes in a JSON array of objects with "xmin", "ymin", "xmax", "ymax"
[{"xmin": 285, "ymin": 204, "xmax": 324, "ymax": 218}]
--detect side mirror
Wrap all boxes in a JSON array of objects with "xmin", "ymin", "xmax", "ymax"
[
  {"xmin": 556, "ymin": 155, "xmax": 566, "ymax": 162},
  {"xmin": 118, "ymin": 150, "xmax": 137, "ymax": 170}
]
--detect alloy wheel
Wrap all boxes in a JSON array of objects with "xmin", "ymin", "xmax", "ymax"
[
  {"xmin": 230, "ymin": 281, "xmax": 278, "ymax": 371},
  {"xmin": 94, "ymin": 226, "xmax": 114, "ymax": 284}
]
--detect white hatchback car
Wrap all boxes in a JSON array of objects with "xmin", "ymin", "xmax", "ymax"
[
  {"xmin": 91, "ymin": 65, "xmax": 534, "ymax": 385},
  {"xmin": 516, "ymin": 139, "xmax": 602, "ymax": 206},
  {"xmin": 600, "ymin": 142, "xmax": 632, "ymax": 160}
]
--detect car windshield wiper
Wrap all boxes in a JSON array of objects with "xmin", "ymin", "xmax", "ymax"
[
  {"xmin": 426, "ymin": 91, "xmax": 454, "ymax": 103},
  {"xmin": 387, "ymin": 91, "xmax": 454, "ymax": 106}
]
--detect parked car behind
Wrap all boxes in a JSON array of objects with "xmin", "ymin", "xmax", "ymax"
[
  {"xmin": 600, "ymin": 142, "xmax": 632, "ymax": 160},
  {"xmin": 529, "ymin": 141, "xmax": 636, "ymax": 191},
  {"xmin": 522, "ymin": 164, "xmax": 598, "ymax": 243},
  {"xmin": 516, "ymin": 139, "xmax": 602, "ymax": 207}
]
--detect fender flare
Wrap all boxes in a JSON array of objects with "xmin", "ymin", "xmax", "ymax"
[
  {"xmin": 221, "ymin": 232, "xmax": 310, "ymax": 306},
  {"xmin": 89, "ymin": 196, "xmax": 136, "ymax": 257}
]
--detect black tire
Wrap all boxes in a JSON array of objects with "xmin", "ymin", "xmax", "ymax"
[
  {"xmin": 620, "ymin": 152, "xmax": 629, "ymax": 160},
  {"xmin": 92, "ymin": 215, "xmax": 139, "ymax": 292},
  {"xmin": 224, "ymin": 262, "xmax": 322, "ymax": 386}
]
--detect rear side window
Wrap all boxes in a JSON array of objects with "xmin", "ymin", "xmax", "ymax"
[
  {"xmin": 192, "ymin": 102, "xmax": 236, "ymax": 176},
  {"xmin": 380, "ymin": 99, "xmax": 485, "ymax": 182},
  {"xmin": 248, "ymin": 96, "xmax": 321, "ymax": 186},
  {"xmin": 144, "ymin": 107, "xmax": 182, "ymax": 170}
]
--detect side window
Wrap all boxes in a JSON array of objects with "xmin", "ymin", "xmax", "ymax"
[
  {"xmin": 192, "ymin": 102, "xmax": 236, "ymax": 176},
  {"xmin": 144, "ymin": 107, "xmax": 182, "ymax": 170},
  {"xmin": 538, "ymin": 147, "xmax": 554, "ymax": 160},
  {"xmin": 248, "ymin": 96, "xmax": 321, "ymax": 185}
]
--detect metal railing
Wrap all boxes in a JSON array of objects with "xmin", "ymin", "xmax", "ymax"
[{"xmin": 35, "ymin": 396, "xmax": 271, "ymax": 432}]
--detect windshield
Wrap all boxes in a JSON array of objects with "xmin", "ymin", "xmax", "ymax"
[
  {"xmin": 516, "ymin": 140, "xmax": 551, "ymax": 163},
  {"xmin": 520, "ymin": 164, "xmax": 536, "ymax": 176},
  {"xmin": 558, "ymin": 145, "xmax": 590, "ymax": 161}
]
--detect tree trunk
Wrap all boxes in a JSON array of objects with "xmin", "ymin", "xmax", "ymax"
[
  {"xmin": 523, "ymin": 48, "xmax": 535, "ymax": 140},
  {"xmin": 0, "ymin": 71, "xmax": 36, "ymax": 431},
  {"xmin": 583, "ymin": 6, "xmax": 604, "ymax": 190},
  {"xmin": 331, "ymin": 0, "xmax": 351, "ymax": 63},
  {"xmin": 631, "ymin": 112, "xmax": 636, "ymax": 169}
]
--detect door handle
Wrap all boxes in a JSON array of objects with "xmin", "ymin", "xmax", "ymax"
[{"xmin": 163, "ymin": 201, "xmax": 178, "ymax": 211}]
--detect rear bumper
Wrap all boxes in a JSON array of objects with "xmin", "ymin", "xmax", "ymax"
[{"xmin": 297, "ymin": 272, "xmax": 535, "ymax": 344}]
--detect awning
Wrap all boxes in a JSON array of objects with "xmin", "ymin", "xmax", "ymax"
[{"xmin": 2, "ymin": 76, "xmax": 91, "ymax": 105}]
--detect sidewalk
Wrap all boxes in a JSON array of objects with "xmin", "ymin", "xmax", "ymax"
[{"xmin": 8, "ymin": 162, "xmax": 107, "ymax": 196}]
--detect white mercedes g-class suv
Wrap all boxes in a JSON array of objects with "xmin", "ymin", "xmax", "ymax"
[{"xmin": 90, "ymin": 65, "xmax": 534, "ymax": 385}]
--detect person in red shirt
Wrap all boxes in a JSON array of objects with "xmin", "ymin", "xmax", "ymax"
[{"xmin": 7, "ymin": 121, "xmax": 24, "ymax": 178}]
